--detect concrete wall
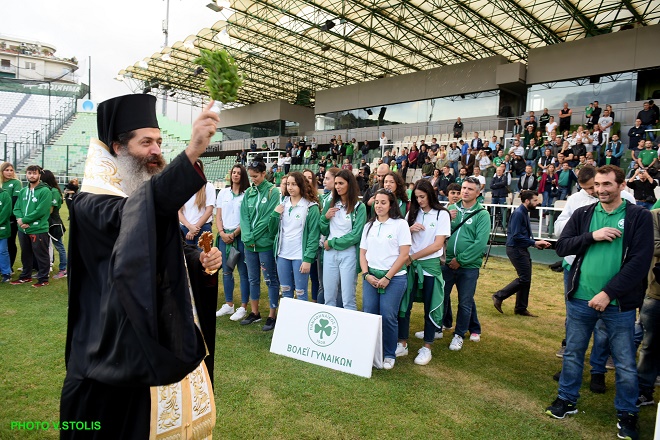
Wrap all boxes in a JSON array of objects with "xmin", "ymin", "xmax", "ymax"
[
  {"xmin": 527, "ymin": 24, "xmax": 660, "ymax": 85},
  {"xmin": 315, "ymin": 55, "xmax": 508, "ymax": 114},
  {"xmin": 218, "ymin": 99, "xmax": 315, "ymax": 132}
]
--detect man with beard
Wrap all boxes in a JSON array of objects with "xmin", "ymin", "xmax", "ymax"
[
  {"xmin": 492, "ymin": 190, "xmax": 551, "ymax": 316},
  {"xmin": 60, "ymin": 94, "xmax": 222, "ymax": 439},
  {"xmin": 10, "ymin": 165, "xmax": 52, "ymax": 287}
]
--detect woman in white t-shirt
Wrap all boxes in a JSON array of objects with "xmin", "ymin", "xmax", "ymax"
[
  {"xmin": 270, "ymin": 172, "xmax": 321, "ymax": 303},
  {"xmin": 215, "ymin": 164, "xmax": 251, "ymax": 322},
  {"xmin": 179, "ymin": 159, "xmax": 216, "ymax": 246},
  {"xmin": 396, "ymin": 179, "xmax": 450, "ymax": 366},
  {"xmin": 303, "ymin": 169, "xmax": 322, "ymax": 303},
  {"xmin": 360, "ymin": 189, "xmax": 412, "ymax": 370}
]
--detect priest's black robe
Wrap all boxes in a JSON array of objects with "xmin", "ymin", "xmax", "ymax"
[{"xmin": 60, "ymin": 152, "xmax": 215, "ymax": 439}]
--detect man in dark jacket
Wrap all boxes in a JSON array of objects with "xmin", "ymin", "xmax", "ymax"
[
  {"xmin": 545, "ymin": 165, "xmax": 653, "ymax": 440},
  {"xmin": 518, "ymin": 165, "xmax": 538, "ymax": 192},
  {"xmin": 628, "ymin": 118, "xmax": 647, "ymax": 149},
  {"xmin": 492, "ymin": 190, "xmax": 551, "ymax": 316},
  {"xmin": 437, "ymin": 165, "xmax": 455, "ymax": 201}
]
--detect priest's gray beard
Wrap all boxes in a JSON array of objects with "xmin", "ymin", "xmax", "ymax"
[{"xmin": 116, "ymin": 151, "xmax": 166, "ymax": 196}]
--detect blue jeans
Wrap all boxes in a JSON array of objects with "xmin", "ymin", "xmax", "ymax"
[
  {"xmin": 644, "ymin": 124, "xmax": 656, "ymax": 142},
  {"xmin": 558, "ymin": 186, "xmax": 569, "ymax": 201},
  {"xmin": 398, "ymin": 275, "xmax": 439, "ymax": 344},
  {"xmin": 542, "ymin": 190, "xmax": 554, "ymax": 208},
  {"xmin": 244, "ymin": 247, "xmax": 280, "ymax": 308},
  {"xmin": 0, "ymin": 238, "xmax": 10, "ymax": 275},
  {"xmin": 51, "ymin": 237, "xmax": 67, "ymax": 271},
  {"xmin": 323, "ymin": 248, "xmax": 357, "ymax": 310},
  {"xmin": 638, "ymin": 296, "xmax": 660, "ymax": 392},
  {"xmin": 180, "ymin": 223, "xmax": 212, "ymax": 247},
  {"xmin": 442, "ymin": 266, "xmax": 481, "ymax": 337},
  {"xmin": 276, "ymin": 257, "xmax": 310, "ymax": 302},
  {"xmin": 217, "ymin": 237, "xmax": 249, "ymax": 304},
  {"xmin": 363, "ymin": 275, "xmax": 408, "ymax": 360},
  {"xmin": 449, "ymin": 160, "xmax": 459, "ymax": 176},
  {"xmin": 559, "ymin": 298, "xmax": 638, "ymax": 414}
]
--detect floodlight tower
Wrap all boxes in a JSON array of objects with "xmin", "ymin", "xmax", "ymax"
[{"xmin": 161, "ymin": 0, "xmax": 171, "ymax": 116}]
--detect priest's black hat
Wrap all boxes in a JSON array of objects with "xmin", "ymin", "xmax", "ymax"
[{"xmin": 97, "ymin": 94, "xmax": 159, "ymax": 154}]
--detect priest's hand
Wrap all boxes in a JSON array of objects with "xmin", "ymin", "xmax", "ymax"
[
  {"xmin": 200, "ymin": 247, "xmax": 222, "ymax": 272},
  {"xmin": 186, "ymin": 101, "xmax": 220, "ymax": 164}
]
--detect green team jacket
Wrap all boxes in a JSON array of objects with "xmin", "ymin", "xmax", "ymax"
[
  {"xmin": 269, "ymin": 198, "xmax": 321, "ymax": 263},
  {"xmin": 240, "ymin": 179, "xmax": 281, "ymax": 252},
  {"xmin": 445, "ymin": 201, "xmax": 491, "ymax": 269},
  {"xmin": 319, "ymin": 199, "xmax": 366, "ymax": 272},
  {"xmin": 0, "ymin": 188, "xmax": 11, "ymax": 239},
  {"xmin": 13, "ymin": 182, "xmax": 52, "ymax": 234}
]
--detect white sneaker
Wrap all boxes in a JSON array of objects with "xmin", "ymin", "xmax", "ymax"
[
  {"xmin": 383, "ymin": 358, "xmax": 395, "ymax": 370},
  {"xmin": 414, "ymin": 330, "xmax": 443, "ymax": 340},
  {"xmin": 414, "ymin": 347, "xmax": 432, "ymax": 365},
  {"xmin": 229, "ymin": 306, "xmax": 247, "ymax": 321},
  {"xmin": 469, "ymin": 333, "xmax": 481, "ymax": 342},
  {"xmin": 395, "ymin": 342, "xmax": 409, "ymax": 357},
  {"xmin": 216, "ymin": 303, "xmax": 235, "ymax": 317},
  {"xmin": 449, "ymin": 334, "xmax": 464, "ymax": 351}
]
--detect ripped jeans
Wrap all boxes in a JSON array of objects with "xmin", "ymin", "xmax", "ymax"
[
  {"xmin": 244, "ymin": 248, "xmax": 280, "ymax": 309},
  {"xmin": 276, "ymin": 257, "xmax": 310, "ymax": 302}
]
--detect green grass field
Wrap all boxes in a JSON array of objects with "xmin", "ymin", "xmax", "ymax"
[{"xmin": 0, "ymin": 205, "xmax": 656, "ymax": 439}]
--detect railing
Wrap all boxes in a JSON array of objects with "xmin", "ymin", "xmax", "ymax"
[{"xmin": 2, "ymin": 143, "xmax": 87, "ymax": 180}]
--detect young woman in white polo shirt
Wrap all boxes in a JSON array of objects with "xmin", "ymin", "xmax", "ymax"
[
  {"xmin": 270, "ymin": 172, "xmax": 321, "ymax": 302},
  {"xmin": 179, "ymin": 159, "xmax": 216, "ymax": 246},
  {"xmin": 360, "ymin": 189, "xmax": 412, "ymax": 370},
  {"xmin": 320, "ymin": 169, "xmax": 366, "ymax": 310},
  {"xmin": 215, "ymin": 164, "xmax": 251, "ymax": 321},
  {"xmin": 316, "ymin": 167, "xmax": 341, "ymax": 305},
  {"xmin": 396, "ymin": 179, "xmax": 450, "ymax": 366}
]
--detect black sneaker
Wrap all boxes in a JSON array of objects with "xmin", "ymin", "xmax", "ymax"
[
  {"xmin": 590, "ymin": 373, "xmax": 606, "ymax": 394},
  {"xmin": 545, "ymin": 397, "xmax": 577, "ymax": 419},
  {"xmin": 262, "ymin": 317, "xmax": 276, "ymax": 332},
  {"xmin": 636, "ymin": 390, "xmax": 654, "ymax": 407},
  {"xmin": 616, "ymin": 412, "xmax": 639, "ymax": 440},
  {"xmin": 240, "ymin": 312, "xmax": 261, "ymax": 326}
]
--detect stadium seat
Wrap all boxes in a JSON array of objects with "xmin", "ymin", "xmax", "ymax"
[{"xmin": 485, "ymin": 130, "xmax": 494, "ymax": 139}]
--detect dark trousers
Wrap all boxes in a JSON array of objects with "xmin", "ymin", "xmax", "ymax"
[
  {"xmin": 18, "ymin": 231, "xmax": 50, "ymax": 282},
  {"xmin": 494, "ymin": 246, "xmax": 532, "ymax": 312}
]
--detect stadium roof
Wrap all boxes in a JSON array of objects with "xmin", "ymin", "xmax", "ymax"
[{"xmin": 119, "ymin": 0, "xmax": 659, "ymax": 108}]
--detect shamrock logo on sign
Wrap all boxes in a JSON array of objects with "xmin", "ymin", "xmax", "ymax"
[
  {"xmin": 314, "ymin": 319, "xmax": 332, "ymax": 339},
  {"xmin": 308, "ymin": 312, "xmax": 338, "ymax": 346}
]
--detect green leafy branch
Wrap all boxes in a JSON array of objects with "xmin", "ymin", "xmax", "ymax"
[{"xmin": 193, "ymin": 48, "xmax": 243, "ymax": 103}]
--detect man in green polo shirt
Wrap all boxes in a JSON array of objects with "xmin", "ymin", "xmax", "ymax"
[
  {"xmin": 637, "ymin": 140, "xmax": 657, "ymax": 169},
  {"xmin": 546, "ymin": 165, "xmax": 654, "ymax": 440}
]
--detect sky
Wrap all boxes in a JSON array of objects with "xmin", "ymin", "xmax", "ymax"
[{"xmin": 1, "ymin": 0, "xmax": 227, "ymax": 123}]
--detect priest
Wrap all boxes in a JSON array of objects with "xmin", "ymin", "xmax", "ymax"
[{"xmin": 60, "ymin": 94, "xmax": 221, "ymax": 439}]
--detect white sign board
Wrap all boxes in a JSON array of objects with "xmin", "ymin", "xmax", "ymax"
[{"xmin": 270, "ymin": 298, "xmax": 382, "ymax": 378}]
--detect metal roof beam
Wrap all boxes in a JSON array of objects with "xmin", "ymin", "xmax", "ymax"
[
  {"xmin": 390, "ymin": 0, "xmax": 500, "ymax": 59},
  {"xmin": 252, "ymin": 0, "xmax": 422, "ymax": 71},
  {"xmin": 224, "ymin": 11, "xmax": 374, "ymax": 83},
  {"xmin": 487, "ymin": 0, "xmax": 563, "ymax": 44},
  {"xmin": 556, "ymin": 0, "xmax": 609, "ymax": 36},
  {"xmin": 621, "ymin": 0, "xmax": 647, "ymax": 25},
  {"xmin": 314, "ymin": 0, "xmax": 471, "ymax": 63}
]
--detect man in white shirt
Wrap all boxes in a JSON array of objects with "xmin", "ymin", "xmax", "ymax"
[
  {"xmin": 598, "ymin": 110, "xmax": 614, "ymax": 137},
  {"xmin": 379, "ymin": 132, "xmax": 388, "ymax": 150}
]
